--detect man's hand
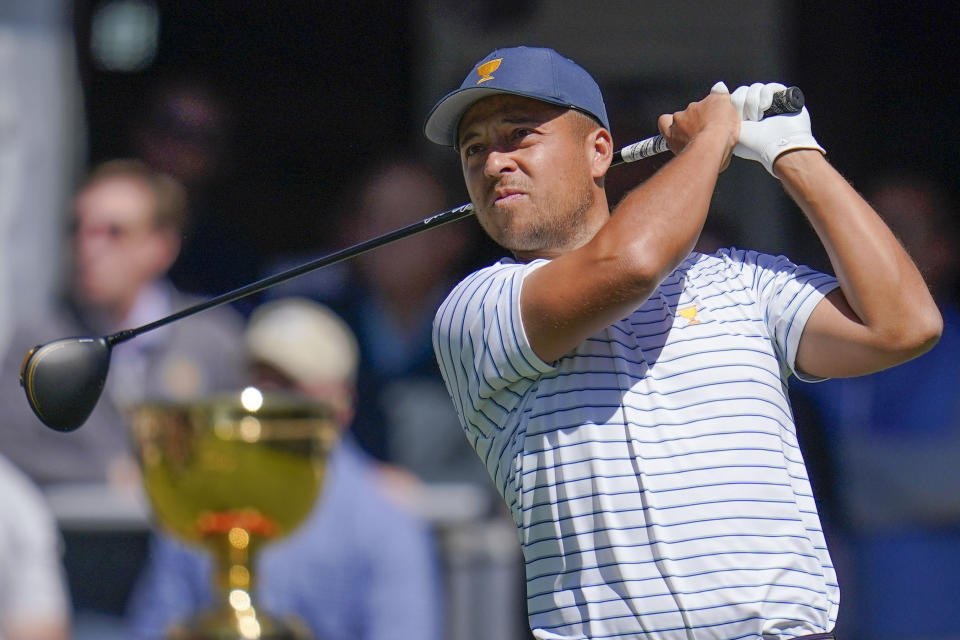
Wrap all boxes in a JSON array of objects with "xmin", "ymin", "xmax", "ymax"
[
  {"xmin": 721, "ymin": 81, "xmax": 825, "ymax": 177},
  {"xmin": 657, "ymin": 84, "xmax": 740, "ymax": 168}
]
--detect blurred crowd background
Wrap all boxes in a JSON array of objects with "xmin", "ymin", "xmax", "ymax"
[{"xmin": 0, "ymin": 2, "xmax": 957, "ymax": 640}]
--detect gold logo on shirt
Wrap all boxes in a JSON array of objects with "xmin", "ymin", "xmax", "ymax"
[
  {"xmin": 677, "ymin": 306, "xmax": 701, "ymax": 325},
  {"xmin": 476, "ymin": 58, "xmax": 502, "ymax": 84}
]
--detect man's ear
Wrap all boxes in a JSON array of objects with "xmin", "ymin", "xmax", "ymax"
[{"xmin": 589, "ymin": 128, "xmax": 613, "ymax": 179}]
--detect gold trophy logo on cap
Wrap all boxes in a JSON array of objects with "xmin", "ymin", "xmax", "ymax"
[{"xmin": 476, "ymin": 58, "xmax": 502, "ymax": 84}]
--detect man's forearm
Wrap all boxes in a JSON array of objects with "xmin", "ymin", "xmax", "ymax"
[{"xmin": 776, "ymin": 150, "xmax": 941, "ymax": 354}]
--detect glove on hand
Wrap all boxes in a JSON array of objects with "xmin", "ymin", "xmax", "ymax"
[{"xmin": 712, "ymin": 81, "xmax": 825, "ymax": 177}]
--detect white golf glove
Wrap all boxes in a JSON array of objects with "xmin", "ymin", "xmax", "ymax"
[{"xmin": 712, "ymin": 81, "xmax": 825, "ymax": 177}]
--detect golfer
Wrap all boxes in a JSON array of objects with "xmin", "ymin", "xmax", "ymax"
[{"xmin": 428, "ymin": 46, "xmax": 940, "ymax": 639}]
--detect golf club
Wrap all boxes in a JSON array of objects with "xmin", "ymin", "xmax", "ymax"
[{"xmin": 20, "ymin": 87, "xmax": 804, "ymax": 432}]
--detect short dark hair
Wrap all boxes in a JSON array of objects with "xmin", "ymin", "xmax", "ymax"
[
  {"xmin": 568, "ymin": 108, "xmax": 609, "ymax": 144},
  {"xmin": 567, "ymin": 109, "xmax": 609, "ymax": 187},
  {"xmin": 81, "ymin": 159, "xmax": 188, "ymax": 233}
]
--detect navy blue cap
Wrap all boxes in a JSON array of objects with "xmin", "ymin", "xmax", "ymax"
[{"xmin": 424, "ymin": 46, "xmax": 609, "ymax": 147}]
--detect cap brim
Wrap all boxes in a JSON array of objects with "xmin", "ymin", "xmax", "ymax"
[{"xmin": 424, "ymin": 86, "xmax": 571, "ymax": 148}]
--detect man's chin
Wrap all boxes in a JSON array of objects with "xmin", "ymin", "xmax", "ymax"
[
  {"xmin": 497, "ymin": 231, "xmax": 551, "ymax": 256},
  {"xmin": 478, "ymin": 208, "xmax": 550, "ymax": 253}
]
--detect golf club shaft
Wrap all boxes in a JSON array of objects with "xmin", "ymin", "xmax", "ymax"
[
  {"xmin": 107, "ymin": 86, "xmax": 805, "ymax": 346},
  {"xmin": 108, "ymin": 203, "xmax": 477, "ymax": 345}
]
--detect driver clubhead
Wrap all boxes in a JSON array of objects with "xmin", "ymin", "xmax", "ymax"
[{"xmin": 20, "ymin": 337, "xmax": 112, "ymax": 432}]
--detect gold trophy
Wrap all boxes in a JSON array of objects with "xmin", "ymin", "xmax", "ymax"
[{"xmin": 130, "ymin": 386, "xmax": 338, "ymax": 639}]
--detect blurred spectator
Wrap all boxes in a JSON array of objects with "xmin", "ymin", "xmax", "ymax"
[
  {"xmin": 127, "ymin": 297, "xmax": 443, "ymax": 640},
  {"xmin": 0, "ymin": 453, "xmax": 71, "ymax": 640},
  {"xmin": 0, "ymin": 159, "xmax": 246, "ymax": 487},
  {"xmin": 0, "ymin": 0, "xmax": 84, "ymax": 360},
  {"xmin": 128, "ymin": 75, "xmax": 261, "ymax": 303},
  {"xmin": 792, "ymin": 172, "xmax": 960, "ymax": 640},
  {"xmin": 267, "ymin": 158, "xmax": 493, "ymax": 488}
]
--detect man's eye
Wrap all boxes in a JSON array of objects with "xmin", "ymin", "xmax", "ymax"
[
  {"xmin": 464, "ymin": 143, "xmax": 483, "ymax": 157},
  {"xmin": 513, "ymin": 128, "xmax": 533, "ymax": 140}
]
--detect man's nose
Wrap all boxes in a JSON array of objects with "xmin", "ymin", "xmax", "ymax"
[{"xmin": 483, "ymin": 147, "xmax": 518, "ymax": 177}]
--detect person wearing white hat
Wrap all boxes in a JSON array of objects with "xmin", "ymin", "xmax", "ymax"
[{"xmin": 244, "ymin": 297, "xmax": 360, "ymax": 424}]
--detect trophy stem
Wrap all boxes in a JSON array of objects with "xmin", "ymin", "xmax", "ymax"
[
  {"xmin": 166, "ymin": 523, "xmax": 310, "ymax": 640},
  {"xmin": 210, "ymin": 526, "xmax": 261, "ymax": 637}
]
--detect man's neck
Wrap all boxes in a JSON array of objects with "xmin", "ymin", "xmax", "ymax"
[{"xmin": 513, "ymin": 199, "xmax": 611, "ymax": 263}]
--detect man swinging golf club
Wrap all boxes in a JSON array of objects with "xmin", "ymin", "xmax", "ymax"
[
  {"xmin": 427, "ymin": 46, "xmax": 940, "ymax": 640},
  {"xmin": 15, "ymin": 43, "xmax": 941, "ymax": 639}
]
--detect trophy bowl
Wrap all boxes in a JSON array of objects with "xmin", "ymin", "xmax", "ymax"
[{"xmin": 130, "ymin": 387, "xmax": 339, "ymax": 639}]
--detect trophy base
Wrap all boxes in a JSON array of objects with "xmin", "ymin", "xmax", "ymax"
[{"xmin": 165, "ymin": 609, "xmax": 312, "ymax": 640}]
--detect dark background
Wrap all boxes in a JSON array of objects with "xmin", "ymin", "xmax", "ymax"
[
  {"xmin": 74, "ymin": 0, "xmax": 420, "ymax": 262},
  {"xmin": 792, "ymin": 1, "xmax": 960, "ymax": 269},
  {"xmin": 71, "ymin": 1, "xmax": 960, "ymax": 272}
]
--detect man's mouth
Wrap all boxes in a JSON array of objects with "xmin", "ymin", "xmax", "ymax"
[{"xmin": 492, "ymin": 188, "xmax": 526, "ymax": 206}]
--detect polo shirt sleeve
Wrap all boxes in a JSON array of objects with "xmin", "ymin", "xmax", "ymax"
[
  {"xmin": 0, "ymin": 458, "xmax": 69, "ymax": 625},
  {"xmin": 433, "ymin": 260, "xmax": 556, "ymax": 436},
  {"xmin": 735, "ymin": 249, "xmax": 839, "ymax": 381}
]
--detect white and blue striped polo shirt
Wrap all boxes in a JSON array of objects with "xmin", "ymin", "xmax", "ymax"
[{"xmin": 433, "ymin": 248, "xmax": 841, "ymax": 640}]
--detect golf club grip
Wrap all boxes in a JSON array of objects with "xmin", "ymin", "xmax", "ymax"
[
  {"xmin": 766, "ymin": 86, "xmax": 804, "ymax": 116},
  {"xmin": 612, "ymin": 85, "xmax": 805, "ymax": 166}
]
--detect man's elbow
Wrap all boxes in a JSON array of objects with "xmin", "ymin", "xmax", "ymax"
[
  {"xmin": 887, "ymin": 303, "xmax": 943, "ymax": 361},
  {"xmin": 616, "ymin": 238, "xmax": 687, "ymax": 294},
  {"xmin": 913, "ymin": 304, "xmax": 943, "ymax": 354}
]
